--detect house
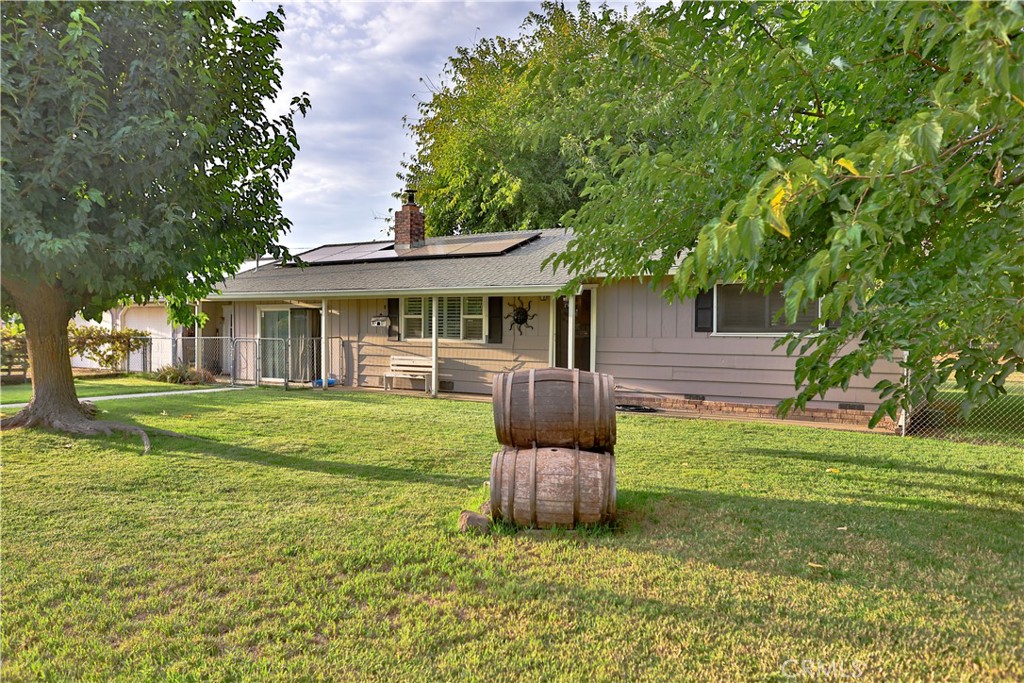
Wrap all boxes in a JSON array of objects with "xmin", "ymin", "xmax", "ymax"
[
  {"xmin": 69, "ymin": 303, "xmax": 187, "ymax": 371},
  {"xmin": 202, "ymin": 197, "xmax": 901, "ymax": 424}
]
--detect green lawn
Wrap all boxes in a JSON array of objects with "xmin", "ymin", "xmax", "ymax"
[
  {"xmin": 3, "ymin": 390, "xmax": 1022, "ymax": 682},
  {"xmin": 0, "ymin": 375, "xmax": 216, "ymax": 406}
]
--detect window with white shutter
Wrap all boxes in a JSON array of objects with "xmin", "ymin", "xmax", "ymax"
[{"xmin": 401, "ymin": 296, "xmax": 487, "ymax": 341}]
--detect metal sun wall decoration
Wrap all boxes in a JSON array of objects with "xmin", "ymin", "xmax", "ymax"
[{"xmin": 505, "ymin": 297, "xmax": 538, "ymax": 335}]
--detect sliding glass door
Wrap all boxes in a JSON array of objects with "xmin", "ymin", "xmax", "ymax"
[
  {"xmin": 260, "ymin": 309, "xmax": 290, "ymax": 380},
  {"xmin": 260, "ymin": 307, "xmax": 322, "ymax": 382}
]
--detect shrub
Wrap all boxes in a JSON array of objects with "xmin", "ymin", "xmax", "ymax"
[
  {"xmin": 154, "ymin": 363, "xmax": 215, "ymax": 385},
  {"xmin": 67, "ymin": 322, "xmax": 150, "ymax": 370}
]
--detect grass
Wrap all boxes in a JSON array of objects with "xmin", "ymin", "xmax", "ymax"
[
  {"xmin": 2, "ymin": 390, "xmax": 1022, "ymax": 682},
  {"xmin": 0, "ymin": 374, "xmax": 217, "ymax": 406}
]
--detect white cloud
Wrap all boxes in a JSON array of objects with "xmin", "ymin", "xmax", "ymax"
[{"xmin": 234, "ymin": 1, "xmax": 555, "ymax": 247}]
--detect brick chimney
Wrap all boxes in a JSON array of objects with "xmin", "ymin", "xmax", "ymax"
[{"xmin": 394, "ymin": 189, "xmax": 425, "ymax": 249}]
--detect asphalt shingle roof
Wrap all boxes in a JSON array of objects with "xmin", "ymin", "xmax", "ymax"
[{"xmin": 211, "ymin": 229, "xmax": 574, "ymax": 299}]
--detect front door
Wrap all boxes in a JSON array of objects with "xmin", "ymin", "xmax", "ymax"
[
  {"xmin": 289, "ymin": 309, "xmax": 322, "ymax": 382},
  {"xmin": 554, "ymin": 289, "xmax": 593, "ymax": 371},
  {"xmin": 260, "ymin": 309, "xmax": 289, "ymax": 380},
  {"xmin": 260, "ymin": 308, "xmax": 322, "ymax": 382}
]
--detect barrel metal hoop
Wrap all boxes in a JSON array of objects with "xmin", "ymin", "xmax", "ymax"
[
  {"xmin": 508, "ymin": 447, "xmax": 519, "ymax": 525},
  {"xmin": 572, "ymin": 368, "xmax": 580, "ymax": 447},
  {"xmin": 529, "ymin": 445, "xmax": 538, "ymax": 528},
  {"xmin": 503, "ymin": 372, "xmax": 514, "ymax": 445},
  {"xmin": 600, "ymin": 452, "xmax": 611, "ymax": 519},
  {"xmin": 493, "ymin": 374, "xmax": 504, "ymax": 443},
  {"xmin": 572, "ymin": 446, "xmax": 580, "ymax": 526},
  {"xmin": 607, "ymin": 374, "xmax": 616, "ymax": 448},
  {"xmin": 490, "ymin": 450, "xmax": 501, "ymax": 519},
  {"xmin": 608, "ymin": 453, "xmax": 617, "ymax": 520},
  {"xmin": 528, "ymin": 368, "xmax": 537, "ymax": 446}
]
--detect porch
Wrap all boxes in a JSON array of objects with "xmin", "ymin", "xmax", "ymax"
[{"xmin": 198, "ymin": 289, "xmax": 599, "ymax": 395}]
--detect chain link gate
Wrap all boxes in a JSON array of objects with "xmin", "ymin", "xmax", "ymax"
[{"xmin": 229, "ymin": 337, "xmax": 344, "ymax": 388}]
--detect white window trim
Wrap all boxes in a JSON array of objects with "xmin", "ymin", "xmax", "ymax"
[
  {"xmin": 257, "ymin": 305, "xmax": 291, "ymax": 337},
  {"xmin": 401, "ymin": 297, "xmax": 426, "ymax": 340},
  {"xmin": 461, "ymin": 297, "xmax": 486, "ymax": 341},
  {"xmin": 401, "ymin": 295, "xmax": 487, "ymax": 343},
  {"xmin": 546, "ymin": 287, "xmax": 597, "ymax": 372},
  {"xmin": 256, "ymin": 305, "xmax": 321, "ymax": 343},
  {"xmin": 709, "ymin": 284, "xmax": 823, "ymax": 338}
]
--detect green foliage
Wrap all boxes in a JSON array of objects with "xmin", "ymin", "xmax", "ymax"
[
  {"xmin": 1, "ymin": 1, "xmax": 309, "ymax": 324},
  {"xmin": 153, "ymin": 362, "xmax": 215, "ymax": 385},
  {"xmin": 66, "ymin": 322, "xmax": 149, "ymax": 369},
  {"xmin": 403, "ymin": 2, "xmax": 619, "ymax": 235},
  {"xmin": 430, "ymin": 1, "xmax": 1022, "ymax": 424}
]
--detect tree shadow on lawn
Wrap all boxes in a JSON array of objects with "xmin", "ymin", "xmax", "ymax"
[
  {"xmin": 83, "ymin": 408, "xmax": 1024, "ymax": 593},
  {"xmin": 746, "ymin": 447, "xmax": 1024, "ymax": 487},
  {"xmin": 153, "ymin": 432, "xmax": 485, "ymax": 491},
  {"xmin": 183, "ymin": 434, "xmax": 1022, "ymax": 594},
  {"xmin": 454, "ymin": 560, "xmax": 1019, "ymax": 683},
  {"xmin": 611, "ymin": 483, "xmax": 1023, "ymax": 591}
]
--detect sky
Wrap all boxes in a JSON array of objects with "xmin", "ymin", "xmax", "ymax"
[{"xmin": 235, "ymin": 1, "xmax": 553, "ymax": 252}]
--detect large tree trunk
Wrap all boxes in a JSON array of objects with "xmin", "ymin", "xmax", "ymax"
[
  {"xmin": 8, "ymin": 279, "xmax": 81, "ymax": 417},
  {"xmin": 1, "ymin": 279, "xmax": 151, "ymax": 452}
]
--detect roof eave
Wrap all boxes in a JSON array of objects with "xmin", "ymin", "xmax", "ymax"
[{"xmin": 206, "ymin": 283, "xmax": 567, "ymax": 301}]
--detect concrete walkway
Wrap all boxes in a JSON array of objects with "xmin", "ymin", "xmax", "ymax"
[{"xmin": 0, "ymin": 386, "xmax": 246, "ymax": 410}]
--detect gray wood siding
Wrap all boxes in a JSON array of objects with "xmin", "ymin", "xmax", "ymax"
[
  {"xmin": 231, "ymin": 296, "xmax": 551, "ymax": 393},
  {"xmin": 355, "ymin": 296, "xmax": 550, "ymax": 393},
  {"xmin": 595, "ymin": 280, "xmax": 901, "ymax": 408}
]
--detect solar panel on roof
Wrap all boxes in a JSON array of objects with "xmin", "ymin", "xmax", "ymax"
[
  {"xmin": 291, "ymin": 242, "xmax": 392, "ymax": 265},
  {"xmin": 400, "ymin": 233, "xmax": 539, "ymax": 259},
  {"xmin": 287, "ymin": 232, "xmax": 541, "ymax": 267},
  {"xmin": 298, "ymin": 246, "xmax": 349, "ymax": 263}
]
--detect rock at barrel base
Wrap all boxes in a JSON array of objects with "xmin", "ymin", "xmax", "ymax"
[{"xmin": 458, "ymin": 510, "xmax": 490, "ymax": 535}]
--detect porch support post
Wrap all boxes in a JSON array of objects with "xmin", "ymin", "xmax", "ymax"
[
  {"xmin": 431, "ymin": 295, "xmax": 439, "ymax": 397},
  {"xmin": 548, "ymin": 296, "xmax": 556, "ymax": 367},
  {"xmin": 194, "ymin": 301, "xmax": 203, "ymax": 372},
  {"xmin": 567, "ymin": 294, "xmax": 576, "ymax": 370},
  {"xmin": 321, "ymin": 298, "xmax": 328, "ymax": 391},
  {"xmin": 589, "ymin": 287, "xmax": 597, "ymax": 373}
]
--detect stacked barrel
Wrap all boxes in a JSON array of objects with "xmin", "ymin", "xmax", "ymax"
[{"xmin": 489, "ymin": 368, "xmax": 617, "ymax": 529}]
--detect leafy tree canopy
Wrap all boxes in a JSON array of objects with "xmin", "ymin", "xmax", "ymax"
[
  {"xmin": 403, "ymin": 2, "xmax": 622, "ymax": 235},
  {"xmin": 412, "ymin": 1, "xmax": 1024, "ymax": 423},
  {"xmin": 1, "ymin": 1, "xmax": 308, "ymax": 442}
]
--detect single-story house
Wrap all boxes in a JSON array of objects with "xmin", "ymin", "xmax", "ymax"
[
  {"xmin": 201, "ymin": 198, "xmax": 901, "ymax": 424},
  {"xmin": 70, "ymin": 302, "xmax": 186, "ymax": 371}
]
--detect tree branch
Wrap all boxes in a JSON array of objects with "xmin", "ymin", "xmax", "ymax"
[
  {"xmin": 794, "ymin": 108, "xmax": 827, "ymax": 119},
  {"xmin": 839, "ymin": 125, "xmax": 1004, "ymax": 181},
  {"xmin": 906, "ymin": 50, "xmax": 949, "ymax": 73},
  {"xmin": 750, "ymin": 14, "xmax": 826, "ymax": 120}
]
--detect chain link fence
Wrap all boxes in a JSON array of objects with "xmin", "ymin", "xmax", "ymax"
[
  {"xmin": 230, "ymin": 337, "xmax": 344, "ymax": 387},
  {"xmin": 77, "ymin": 336, "xmax": 346, "ymax": 389},
  {"xmin": 903, "ymin": 374, "xmax": 1024, "ymax": 449}
]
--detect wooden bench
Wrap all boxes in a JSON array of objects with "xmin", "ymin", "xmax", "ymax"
[{"xmin": 383, "ymin": 355, "xmax": 436, "ymax": 393}]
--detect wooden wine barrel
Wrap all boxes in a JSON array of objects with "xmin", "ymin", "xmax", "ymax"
[
  {"xmin": 490, "ymin": 446, "xmax": 616, "ymax": 529},
  {"xmin": 492, "ymin": 368, "xmax": 616, "ymax": 451}
]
